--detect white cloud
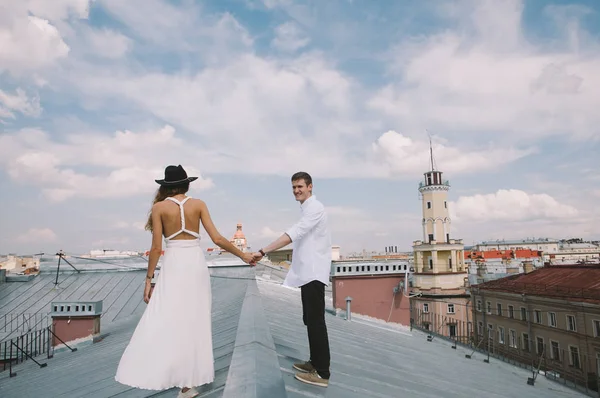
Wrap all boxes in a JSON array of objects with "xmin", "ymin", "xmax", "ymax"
[
  {"xmin": 369, "ymin": 0, "xmax": 600, "ymax": 141},
  {"xmin": 0, "ymin": 88, "xmax": 42, "ymax": 121},
  {"xmin": 15, "ymin": 228, "xmax": 58, "ymax": 243},
  {"xmin": 83, "ymin": 28, "xmax": 131, "ymax": 59},
  {"xmin": 450, "ymin": 189, "xmax": 579, "ymax": 222},
  {"xmin": 271, "ymin": 21, "xmax": 310, "ymax": 52},
  {"xmin": 0, "ymin": 125, "xmax": 214, "ymax": 202},
  {"xmin": 259, "ymin": 226, "xmax": 283, "ymax": 240},
  {"xmin": 371, "ymin": 131, "xmax": 533, "ymax": 176},
  {"xmin": 326, "ymin": 206, "xmax": 364, "ymax": 217},
  {"xmin": 0, "ymin": 16, "xmax": 70, "ymax": 76}
]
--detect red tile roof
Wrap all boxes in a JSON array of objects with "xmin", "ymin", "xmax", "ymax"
[{"xmin": 473, "ymin": 265, "xmax": 600, "ymax": 303}]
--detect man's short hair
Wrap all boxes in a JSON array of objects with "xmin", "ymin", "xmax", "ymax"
[{"xmin": 291, "ymin": 171, "xmax": 312, "ymax": 186}]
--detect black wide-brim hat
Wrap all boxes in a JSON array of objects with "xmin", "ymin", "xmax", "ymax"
[{"xmin": 155, "ymin": 164, "xmax": 198, "ymax": 186}]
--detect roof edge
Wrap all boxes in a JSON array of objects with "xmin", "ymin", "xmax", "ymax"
[{"xmin": 222, "ymin": 277, "xmax": 288, "ymax": 398}]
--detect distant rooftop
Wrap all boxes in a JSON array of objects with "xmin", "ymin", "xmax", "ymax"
[
  {"xmin": 478, "ymin": 238, "xmax": 559, "ymax": 245},
  {"xmin": 473, "ymin": 265, "xmax": 600, "ymax": 303},
  {"xmin": 0, "ymin": 257, "xmax": 589, "ymax": 397}
]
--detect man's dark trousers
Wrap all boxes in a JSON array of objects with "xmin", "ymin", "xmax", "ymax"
[{"xmin": 301, "ymin": 280, "xmax": 331, "ymax": 379}]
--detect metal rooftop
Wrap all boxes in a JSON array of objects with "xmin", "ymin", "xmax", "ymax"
[
  {"xmin": 473, "ymin": 265, "xmax": 600, "ymax": 303},
  {"xmin": 0, "ymin": 259, "xmax": 589, "ymax": 397}
]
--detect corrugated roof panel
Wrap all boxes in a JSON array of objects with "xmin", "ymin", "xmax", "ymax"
[
  {"xmin": 0, "ymin": 269, "xmax": 249, "ymax": 397},
  {"xmin": 475, "ymin": 265, "xmax": 600, "ymax": 302},
  {"xmin": 257, "ymin": 279, "xmax": 586, "ymax": 398}
]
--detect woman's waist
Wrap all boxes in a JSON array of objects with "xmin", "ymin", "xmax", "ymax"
[{"xmin": 165, "ymin": 238, "xmax": 202, "ymax": 248}]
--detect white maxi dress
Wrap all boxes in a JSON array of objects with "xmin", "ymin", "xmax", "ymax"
[{"xmin": 115, "ymin": 196, "xmax": 214, "ymax": 390}]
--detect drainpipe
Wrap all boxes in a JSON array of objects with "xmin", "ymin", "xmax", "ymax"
[
  {"xmin": 523, "ymin": 293, "xmax": 533, "ymax": 362},
  {"xmin": 345, "ymin": 296, "xmax": 352, "ymax": 321}
]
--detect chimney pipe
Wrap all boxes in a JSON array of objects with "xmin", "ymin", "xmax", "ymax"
[{"xmin": 345, "ymin": 296, "xmax": 353, "ymax": 321}]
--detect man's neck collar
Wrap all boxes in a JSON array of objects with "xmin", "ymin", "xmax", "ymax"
[{"xmin": 300, "ymin": 194, "xmax": 315, "ymax": 206}]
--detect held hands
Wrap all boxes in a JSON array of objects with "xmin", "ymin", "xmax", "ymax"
[
  {"xmin": 252, "ymin": 252, "xmax": 264, "ymax": 262},
  {"xmin": 241, "ymin": 252, "xmax": 257, "ymax": 267}
]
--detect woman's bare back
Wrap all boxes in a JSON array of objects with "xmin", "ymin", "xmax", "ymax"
[{"xmin": 159, "ymin": 196, "xmax": 202, "ymax": 240}]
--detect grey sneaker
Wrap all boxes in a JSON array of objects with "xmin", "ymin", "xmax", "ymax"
[
  {"xmin": 293, "ymin": 361, "xmax": 315, "ymax": 373},
  {"xmin": 295, "ymin": 370, "xmax": 329, "ymax": 387}
]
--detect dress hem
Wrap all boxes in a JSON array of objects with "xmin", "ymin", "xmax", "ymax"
[{"xmin": 114, "ymin": 376, "xmax": 215, "ymax": 391}]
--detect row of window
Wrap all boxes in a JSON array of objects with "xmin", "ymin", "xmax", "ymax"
[
  {"xmin": 477, "ymin": 322, "xmax": 585, "ymax": 369},
  {"xmin": 422, "ymin": 303, "xmax": 455, "ymax": 314},
  {"xmin": 476, "ymin": 299, "xmax": 600, "ymax": 336},
  {"xmin": 335, "ymin": 264, "xmax": 408, "ymax": 273}
]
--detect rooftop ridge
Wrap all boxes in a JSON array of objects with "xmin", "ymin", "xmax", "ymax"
[{"xmin": 222, "ymin": 275, "xmax": 287, "ymax": 398}]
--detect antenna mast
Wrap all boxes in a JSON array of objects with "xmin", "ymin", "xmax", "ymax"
[{"xmin": 427, "ymin": 130, "xmax": 436, "ymax": 171}]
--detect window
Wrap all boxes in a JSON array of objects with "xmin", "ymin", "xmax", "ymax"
[
  {"xmin": 522, "ymin": 333, "xmax": 530, "ymax": 352},
  {"xmin": 550, "ymin": 341, "xmax": 560, "ymax": 360},
  {"xmin": 447, "ymin": 304, "xmax": 455, "ymax": 314},
  {"xmin": 477, "ymin": 300, "xmax": 482, "ymax": 312},
  {"xmin": 423, "ymin": 303, "xmax": 429, "ymax": 313},
  {"xmin": 424, "ymin": 323, "xmax": 430, "ymax": 331},
  {"xmin": 567, "ymin": 315, "xmax": 577, "ymax": 332},
  {"xmin": 486, "ymin": 301, "xmax": 492, "ymax": 314},
  {"xmin": 448, "ymin": 258, "xmax": 452, "ymax": 269},
  {"xmin": 487, "ymin": 324, "xmax": 493, "ymax": 338},
  {"xmin": 498, "ymin": 327, "xmax": 505, "ymax": 344},
  {"xmin": 534, "ymin": 310, "xmax": 542, "ymax": 324},
  {"xmin": 427, "ymin": 201, "xmax": 431, "ymax": 209},
  {"xmin": 536, "ymin": 337, "xmax": 545, "ymax": 355},
  {"xmin": 428, "ymin": 257, "xmax": 433, "ymax": 269},
  {"xmin": 520, "ymin": 307, "xmax": 528, "ymax": 321},
  {"xmin": 569, "ymin": 346, "xmax": 580, "ymax": 369},
  {"xmin": 496, "ymin": 303, "xmax": 502, "ymax": 316},
  {"xmin": 448, "ymin": 324, "xmax": 456, "ymax": 337},
  {"xmin": 444, "ymin": 201, "xmax": 447, "ymax": 208},
  {"xmin": 428, "ymin": 234, "xmax": 434, "ymax": 244},
  {"xmin": 508, "ymin": 329, "xmax": 516, "ymax": 348},
  {"xmin": 508, "ymin": 305, "xmax": 514, "ymax": 319},
  {"xmin": 548, "ymin": 312, "xmax": 557, "ymax": 327},
  {"xmin": 594, "ymin": 320, "xmax": 600, "ymax": 337},
  {"xmin": 477, "ymin": 321, "xmax": 483, "ymax": 336}
]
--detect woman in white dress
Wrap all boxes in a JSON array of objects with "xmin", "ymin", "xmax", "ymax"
[{"xmin": 115, "ymin": 165, "xmax": 256, "ymax": 398}]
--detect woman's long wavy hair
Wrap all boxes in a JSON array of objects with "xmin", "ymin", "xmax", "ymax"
[{"xmin": 145, "ymin": 182, "xmax": 190, "ymax": 232}]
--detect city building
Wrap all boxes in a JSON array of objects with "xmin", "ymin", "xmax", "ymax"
[
  {"xmin": 471, "ymin": 264, "xmax": 600, "ymax": 392},
  {"xmin": 0, "ymin": 254, "xmax": 40, "ymax": 275},
  {"xmin": 476, "ymin": 238, "xmax": 560, "ymax": 253},
  {"xmin": 465, "ymin": 249, "xmax": 543, "ymax": 286},
  {"xmin": 230, "ymin": 223, "xmax": 248, "ymax": 252},
  {"xmin": 411, "ymin": 149, "xmax": 470, "ymax": 339},
  {"xmin": 330, "ymin": 260, "xmax": 412, "ymax": 325},
  {"xmin": 474, "ymin": 239, "xmax": 600, "ymax": 265}
]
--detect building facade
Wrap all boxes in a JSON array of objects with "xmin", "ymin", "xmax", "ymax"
[
  {"xmin": 411, "ymin": 158, "xmax": 470, "ymax": 339},
  {"xmin": 471, "ymin": 265, "xmax": 600, "ymax": 391},
  {"xmin": 331, "ymin": 260, "xmax": 412, "ymax": 325}
]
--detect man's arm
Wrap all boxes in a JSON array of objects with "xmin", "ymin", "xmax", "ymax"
[
  {"xmin": 260, "ymin": 233, "xmax": 292, "ymax": 255},
  {"xmin": 254, "ymin": 207, "xmax": 324, "ymax": 260}
]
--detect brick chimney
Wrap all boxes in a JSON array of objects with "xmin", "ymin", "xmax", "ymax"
[
  {"xmin": 50, "ymin": 301, "xmax": 103, "ymax": 347},
  {"xmin": 523, "ymin": 261, "xmax": 534, "ymax": 274}
]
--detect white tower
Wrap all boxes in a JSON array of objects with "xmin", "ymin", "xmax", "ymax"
[{"xmin": 412, "ymin": 140, "xmax": 465, "ymax": 282}]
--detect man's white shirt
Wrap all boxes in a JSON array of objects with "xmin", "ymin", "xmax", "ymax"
[{"xmin": 283, "ymin": 195, "xmax": 331, "ymax": 288}]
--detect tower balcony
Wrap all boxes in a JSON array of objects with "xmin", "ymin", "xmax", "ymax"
[{"xmin": 419, "ymin": 180, "xmax": 450, "ymax": 189}]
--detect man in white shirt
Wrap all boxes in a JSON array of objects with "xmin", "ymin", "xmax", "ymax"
[{"xmin": 253, "ymin": 172, "xmax": 331, "ymax": 387}]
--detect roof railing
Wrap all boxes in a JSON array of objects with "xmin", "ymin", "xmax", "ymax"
[{"xmin": 0, "ymin": 326, "xmax": 77, "ymax": 377}]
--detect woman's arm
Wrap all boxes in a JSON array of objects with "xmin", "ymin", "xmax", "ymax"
[
  {"xmin": 199, "ymin": 200, "xmax": 250, "ymax": 261},
  {"xmin": 147, "ymin": 203, "xmax": 163, "ymax": 281}
]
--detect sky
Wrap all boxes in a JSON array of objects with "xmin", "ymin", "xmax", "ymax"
[{"xmin": 1, "ymin": 0, "xmax": 599, "ymax": 256}]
